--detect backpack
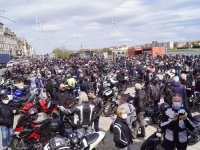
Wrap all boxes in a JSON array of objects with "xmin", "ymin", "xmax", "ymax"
[{"xmin": 150, "ymin": 84, "xmax": 160, "ymax": 101}]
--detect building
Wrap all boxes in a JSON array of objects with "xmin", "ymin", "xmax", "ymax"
[
  {"xmin": 166, "ymin": 42, "xmax": 174, "ymax": 49},
  {"xmin": 175, "ymin": 42, "xmax": 186, "ymax": 48},
  {"xmin": 186, "ymin": 40, "xmax": 200, "ymax": 46},
  {"xmin": 109, "ymin": 44, "xmax": 128, "ymax": 55},
  {"xmin": 128, "ymin": 46, "xmax": 165, "ymax": 57},
  {"xmin": 0, "ymin": 22, "xmax": 36, "ymax": 57},
  {"xmin": 0, "ymin": 23, "xmax": 4, "ymax": 52}
]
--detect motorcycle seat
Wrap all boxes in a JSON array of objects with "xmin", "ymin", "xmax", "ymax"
[
  {"xmin": 192, "ymin": 115, "xmax": 200, "ymax": 127},
  {"xmin": 13, "ymin": 96, "xmax": 29, "ymax": 103},
  {"xmin": 145, "ymin": 107, "xmax": 154, "ymax": 112},
  {"xmin": 85, "ymin": 132, "xmax": 99, "ymax": 145}
]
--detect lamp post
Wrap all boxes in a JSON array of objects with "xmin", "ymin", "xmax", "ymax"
[
  {"xmin": 0, "ymin": 9, "xmax": 16, "ymax": 23},
  {"xmin": 37, "ymin": 20, "xmax": 44, "ymax": 60}
]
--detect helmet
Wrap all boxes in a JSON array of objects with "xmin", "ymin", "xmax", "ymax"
[
  {"xmin": 33, "ymin": 88, "xmax": 40, "ymax": 95},
  {"xmin": 69, "ymin": 133, "xmax": 80, "ymax": 147},
  {"xmin": 48, "ymin": 136, "xmax": 70, "ymax": 149},
  {"xmin": 28, "ymin": 107, "xmax": 38, "ymax": 120},
  {"xmin": 159, "ymin": 102, "xmax": 170, "ymax": 115},
  {"xmin": 0, "ymin": 89, "xmax": 6, "ymax": 96},
  {"xmin": 66, "ymin": 73, "xmax": 71, "ymax": 78}
]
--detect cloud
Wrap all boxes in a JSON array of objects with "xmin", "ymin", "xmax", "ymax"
[{"xmin": 0, "ymin": 0, "xmax": 199, "ymax": 54}]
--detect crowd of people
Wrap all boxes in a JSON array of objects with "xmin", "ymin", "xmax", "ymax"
[{"xmin": 0, "ymin": 53, "xmax": 200, "ymax": 150}]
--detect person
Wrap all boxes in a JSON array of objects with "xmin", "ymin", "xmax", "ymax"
[
  {"xmin": 0, "ymin": 95, "xmax": 17, "ymax": 150},
  {"xmin": 65, "ymin": 74, "xmax": 76, "ymax": 98},
  {"xmin": 92, "ymin": 73, "xmax": 103, "ymax": 96},
  {"xmin": 159, "ymin": 95, "xmax": 195, "ymax": 150},
  {"xmin": 55, "ymin": 83, "xmax": 70, "ymax": 106},
  {"xmin": 116, "ymin": 70, "xmax": 127, "ymax": 92},
  {"xmin": 171, "ymin": 76, "xmax": 187, "ymax": 107},
  {"xmin": 117, "ymin": 93, "xmax": 136, "ymax": 130},
  {"xmin": 195, "ymin": 71, "xmax": 200, "ymax": 92},
  {"xmin": 35, "ymin": 73, "xmax": 46, "ymax": 99},
  {"xmin": 164, "ymin": 85, "xmax": 173, "ymax": 106},
  {"xmin": 61, "ymin": 98, "xmax": 74, "ymax": 138},
  {"xmin": 88, "ymin": 90, "xmax": 104, "ymax": 132},
  {"xmin": 132, "ymin": 83, "xmax": 147, "ymax": 138},
  {"xmin": 144, "ymin": 66, "xmax": 152, "ymax": 92},
  {"xmin": 147, "ymin": 76, "xmax": 161, "ymax": 107},
  {"xmin": 180, "ymin": 73, "xmax": 194, "ymax": 109},
  {"xmin": 113, "ymin": 108, "xmax": 133, "ymax": 150},
  {"xmin": 80, "ymin": 76, "xmax": 94, "ymax": 94},
  {"xmin": 45, "ymin": 75, "xmax": 58, "ymax": 99},
  {"xmin": 58, "ymin": 92, "xmax": 96, "ymax": 138}
]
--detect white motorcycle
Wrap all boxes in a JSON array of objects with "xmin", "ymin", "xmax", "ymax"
[{"xmin": 43, "ymin": 131, "xmax": 105, "ymax": 150}]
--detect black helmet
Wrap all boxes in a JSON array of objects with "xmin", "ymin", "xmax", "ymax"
[
  {"xmin": 0, "ymin": 89, "xmax": 6, "ymax": 96},
  {"xmin": 69, "ymin": 133, "xmax": 80, "ymax": 147},
  {"xmin": 28, "ymin": 107, "xmax": 38, "ymax": 120},
  {"xmin": 159, "ymin": 102, "xmax": 170, "ymax": 115}
]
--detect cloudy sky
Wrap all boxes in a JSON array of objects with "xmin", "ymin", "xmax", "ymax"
[{"xmin": 0, "ymin": 0, "xmax": 200, "ymax": 54}]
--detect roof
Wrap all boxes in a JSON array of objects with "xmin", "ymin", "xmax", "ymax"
[
  {"xmin": 187, "ymin": 40, "xmax": 200, "ymax": 43},
  {"xmin": 0, "ymin": 22, "xmax": 3, "ymax": 25}
]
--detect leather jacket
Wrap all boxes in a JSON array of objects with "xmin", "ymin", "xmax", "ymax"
[
  {"xmin": 0, "ymin": 102, "xmax": 16, "ymax": 126},
  {"xmin": 134, "ymin": 90, "xmax": 147, "ymax": 113},
  {"xmin": 90, "ymin": 96, "xmax": 104, "ymax": 117},
  {"xmin": 60, "ymin": 102, "xmax": 96, "ymax": 128}
]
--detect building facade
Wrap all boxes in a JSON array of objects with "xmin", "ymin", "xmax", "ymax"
[
  {"xmin": 0, "ymin": 22, "xmax": 36, "ymax": 57},
  {"xmin": 109, "ymin": 44, "xmax": 128, "ymax": 55}
]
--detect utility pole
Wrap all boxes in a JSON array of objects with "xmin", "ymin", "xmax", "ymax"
[
  {"xmin": 112, "ymin": 14, "xmax": 117, "ymax": 56},
  {"xmin": 37, "ymin": 20, "xmax": 44, "ymax": 60},
  {"xmin": 163, "ymin": 21, "xmax": 166, "ymax": 55}
]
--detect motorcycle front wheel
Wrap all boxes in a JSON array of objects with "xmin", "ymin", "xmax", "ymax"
[
  {"xmin": 10, "ymin": 138, "xmax": 30, "ymax": 150},
  {"xmin": 103, "ymin": 102, "xmax": 118, "ymax": 117}
]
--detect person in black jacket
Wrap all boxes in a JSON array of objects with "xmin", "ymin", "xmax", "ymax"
[
  {"xmin": 113, "ymin": 107, "xmax": 133, "ymax": 150},
  {"xmin": 80, "ymin": 76, "xmax": 93, "ymax": 94},
  {"xmin": 55, "ymin": 83, "xmax": 70, "ymax": 105},
  {"xmin": 164, "ymin": 85, "xmax": 173, "ymax": 106},
  {"xmin": 159, "ymin": 95, "xmax": 195, "ymax": 150},
  {"xmin": 133, "ymin": 83, "xmax": 147, "ymax": 138},
  {"xmin": 116, "ymin": 70, "xmax": 127, "ymax": 92},
  {"xmin": 0, "ymin": 95, "xmax": 17, "ymax": 150},
  {"xmin": 88, "ymin": 90, "xmax": 104, "ymax": 132}
]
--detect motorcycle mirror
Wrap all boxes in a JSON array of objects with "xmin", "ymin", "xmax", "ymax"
[{"xmin": 157, "ymin": 128, "xmax": 162, "ymax": 133}]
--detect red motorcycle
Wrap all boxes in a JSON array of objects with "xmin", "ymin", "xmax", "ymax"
[{"xmin": 10, "ymin": 107, "xmax": 64, "ymax": 150}]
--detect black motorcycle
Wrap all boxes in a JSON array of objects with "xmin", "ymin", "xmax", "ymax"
[
  {"xmin": 141, "ymin": 114, "xmax": 200, "ymax": 150},
  {"xmin": 144, "ymin": 105, "xmax": 161, "ymax": 124}
]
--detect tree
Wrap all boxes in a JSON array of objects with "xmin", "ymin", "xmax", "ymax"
[
  {"xmin": 52, "ymin": 48, "xmax": 73, "ymax": 58},
  {"xmin": 101, "ymin": 47, "xmax": 112, "ymax": 52}
]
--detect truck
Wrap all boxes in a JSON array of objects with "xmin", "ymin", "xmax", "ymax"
[{"xmin": 0, "ymin": 54, "xmax": 10, "ymax": 69}]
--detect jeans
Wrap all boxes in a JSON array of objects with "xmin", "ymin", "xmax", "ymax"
[
  {"xmin": 77, "ymin": 126, "xmax": 92, "ymax": 138},
  {"xmin": 93, "ymin": 116, "xmax": 100, "ymax": 132},
  {"xmin": 164, "ymin": 139, "xmax": 187, "ymax": 150},
  {"xmin": 0, "ymin": 125, "xmax": 13, "ymax": 149},
  {"xmin": 39, "ymin": 88, "xmax": 44, "ymax": 99},
  {"xmin": 65, "ymin": 128, "xmax": 73, "ymax": 138}
]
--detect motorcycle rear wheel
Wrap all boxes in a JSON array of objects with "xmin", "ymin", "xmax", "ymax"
[
  {"xmin": 10, "ymin": 138, "xmax": 30, "ymax": 150},
  {"xmin": 103, "ymin": 102, "xmax": 117, "ymax": 117}
]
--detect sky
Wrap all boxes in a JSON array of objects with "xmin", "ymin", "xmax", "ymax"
[{"xmin": 0, "ymin": 0, "xmax": 200, "ymax": 55}]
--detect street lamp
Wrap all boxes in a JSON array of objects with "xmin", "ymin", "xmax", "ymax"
[
  {"xmin": 37, "ymin": 20, "xmax": 44, "ymax": 60},
  {"xmin": 0, "ymin": 9, "xmax": 16, "ymax": 23}
]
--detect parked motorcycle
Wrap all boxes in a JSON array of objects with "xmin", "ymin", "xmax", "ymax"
[
  {"xmin": 144, "ymin": 105, "xmax": 161, "ymax": 124},
  {"xmin": 43, "ymin": 131, "xmax": 105, "ymax": 150},
  {"xmin": 10, "ymin": 107, "xmax": 64, "ymax": 150}
]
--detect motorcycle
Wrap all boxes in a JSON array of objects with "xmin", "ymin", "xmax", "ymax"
[
  {"xmin": 141, "ymin": 114, "xmax": 200, "ymax": 150},
  {"xmin": 103, "ymin": 93, "xmax": 134, "ymax": 117},
  {"xmin": 43, "ymin": 131, "xmax": 105, "ymax": 150},
  {"xmin": 10, "ymin": 107, "xmax": 64, "ymax": 150},
  {"xmin": 144, "ymin": 105, "xmax": 161, "ymax": 124}
]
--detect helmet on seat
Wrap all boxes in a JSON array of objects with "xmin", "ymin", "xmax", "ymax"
[
  {"xmin": 69, "ymin": 133, "xmax": 80, "ymax": 147},
  {"xmin": 0, "ymin": 89, "xmax": 6, "ymax": 96},
  {"xmin": 28, "ymin": 107, "xmax": 38, "ymax": 120}
]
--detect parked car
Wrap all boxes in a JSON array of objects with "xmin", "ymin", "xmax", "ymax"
[{"xmin": 7, "ymin": 61, "xmax": 17, "ymax": 67}]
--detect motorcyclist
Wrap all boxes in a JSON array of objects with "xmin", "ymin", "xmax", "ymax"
[
  {"xmin": 64, "ymin": 74, "xmax": 76, "ymax": 98},
  {"xmin": 116, "ymin": 69, "xmax": 127, "ymax": 92},
  {"xmin": 58, "ymin": 91, "xmax": 96, "ymax": 138},
  {"xmin": 4, "ymin": 67, "xmax": 11, "ymax": 79},
  {"xmin": 147, "ymin": 76, "xmax": 161, "ymax": 107},
  {"xmin": 92, "ymin": 73, "xmax": 103, "ymax": 96}
]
